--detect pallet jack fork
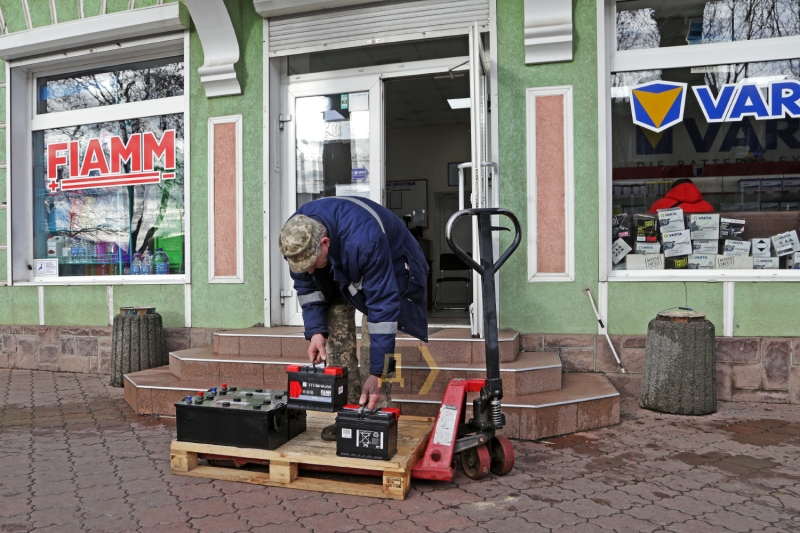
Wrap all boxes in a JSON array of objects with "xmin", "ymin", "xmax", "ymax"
[{"xmin": 412, "ymin": 208, "xmax": 522, "ymax": 481}]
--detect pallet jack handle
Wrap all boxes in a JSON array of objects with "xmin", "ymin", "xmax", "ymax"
[
  {"xmin": 412, "ymin": 208, "xmax": 521, "ymax": 482},
  {"xmin": 445, "ymin": 208, "xmax": 522, "ymax": 397}
]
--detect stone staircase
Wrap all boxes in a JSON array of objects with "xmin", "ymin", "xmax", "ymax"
[{"xmin": 123, "ymin": 327, "xmax": 620, "ymax": 440}]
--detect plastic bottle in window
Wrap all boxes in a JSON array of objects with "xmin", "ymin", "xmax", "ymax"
[
  {"xmin": 131, "ymin": 254, "xmax": 142, "ymax": 275},
  {"xmin": 141, "ymin": 251, "xmax": 152, "ymax": 275},
  {"xmin": 152, "ymin": 248, "xmax": 170, "ymax": 275}
]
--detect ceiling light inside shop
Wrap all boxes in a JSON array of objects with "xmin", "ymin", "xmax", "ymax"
[{"xmin": 447, "ymin": 98, "xmax": 470, "ymax": 109}]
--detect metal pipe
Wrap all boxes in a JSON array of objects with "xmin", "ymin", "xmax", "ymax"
[{"xmin": 584, "ymin": 287, "xmax": 626, "ymax": 373}]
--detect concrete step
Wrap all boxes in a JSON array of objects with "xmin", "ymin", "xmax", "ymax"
[
  {"xmin": 123, "ymin": 369, "xmax": 618, "ymax": 442},
  {"xmin": 394, "ymin": 373, "xmax": 620, "ymax": 441},
  {"xmin": 212, "ymin": 327, "xmax": 521, "ymax": 365},
  {"xmin": 167, "ymin": 347, "xmax": 562, "ymax": 397}
]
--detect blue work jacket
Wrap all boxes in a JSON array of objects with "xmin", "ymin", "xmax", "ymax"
[{"xmin": 289, "ymin": 197, "xmax": 429, "ymax": 376}]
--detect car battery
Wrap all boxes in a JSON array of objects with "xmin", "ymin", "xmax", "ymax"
[
  {"xmin": 175, "ymin": 385, "xmax": 306, "ymax": 450},
  {"xmin": 336, "ymin": 405, "xmax": 399, "ymax": 461},
  {"xmin": 287, "ymin": 365, "xmax": 348, "ymax": 412}
]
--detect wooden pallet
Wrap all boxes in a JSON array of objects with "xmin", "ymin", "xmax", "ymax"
[{"xmin": 170, "ymin": 411, "xmax": 434, "ymax": 500}]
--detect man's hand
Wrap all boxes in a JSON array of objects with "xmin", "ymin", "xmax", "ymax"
[
  {"xmin": 359, "ymin": 375, "xmax": 382, "ymax": 410},
  {"xmin": 308, "ymin": 334, "xmax": 327, "ymax": 365}
]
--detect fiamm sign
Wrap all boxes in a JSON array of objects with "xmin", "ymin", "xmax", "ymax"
[{"xmin": 46, "ymin": 130, "xmax": 176, "ymax": 193}]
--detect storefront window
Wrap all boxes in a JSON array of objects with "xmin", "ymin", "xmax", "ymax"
[
  {"xmin": 32, "ymin": 58, "xmax": 185, "ymax": 278},
  {"xmin": 295, "ymin": 92, "xmax": 370, "ymax": 208},
  {"xmin": 610, "ymin": 58, "xmax": 800, "ymax": 270},
  {"xmin": 617, "ymin": 0, "xmax": 800, "ymax": 50}
]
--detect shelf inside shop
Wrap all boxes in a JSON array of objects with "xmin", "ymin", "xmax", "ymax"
[{"xmin": 57, "ymin": 254, "xmax": 122, "ymax": 265}]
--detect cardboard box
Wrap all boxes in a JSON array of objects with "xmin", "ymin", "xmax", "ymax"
[
  {"xmin": 692, "ymin": 239, "xmax": 718, "ymax": 254},
  {"xmin": 688, "ymin": 254, "xmax": 715, "ymax": 269},
  {"xmin": 787, "ymin": 252, "xmax": 800, "ymax": 269},
  {"xmin": 716, "ymin": 256, "xmax": 754, "ymax": 269},
  {"xmin": 754, "ymin": 257, "xmax": 779, "ymax": 269},
  {"xmin": 657, "ymin": 207, "xmax": 685, "ymax": 233},
  {"xmin": 635, "ymin": 242, "xmax": 661, "ymax": 254},
  {"xmin": 739, "ymin": 179, "xmax": 761, "ymax": 193},
  {"xmin": 723, "ymin": 240, "xmax": 751, "ymax": 257},
  {"xmin": 634, "ymin": 214, "xmax": 659, "ymax": 243},
  {"xmin": 612, "ymin": 213, "xmax": 630, "ymax": 240},
  {"xmin": 720, "ymin": 218, "xmax": 745, "ymax": 238},
  {"xmin": 783, "ymin": 177, "xmax": 800, "ymax": 192},
  {"xmin": 750, "ymin": 238, "xmax": 771, "ymax": 258},
  {"xmin": 625, "ymin": 254, "xmax": 665, "ymax": 270},
  {"xmin": 611, "ymin": 238, "xmax": 632, "ymax": 265},
  {"xmin": 662, "ymin": 229, "xmax": 692, "ymax": 257},
  {"xmin": 665, "ymin": 256, "xmax": 689, "ymax": 269},
  {"xmin": 771, "ymin": 230, "xmax": 800, "ymax": 257},
  {"xmin": 686, "ymin": 214, "xmax": 719, "ymax": 240}
]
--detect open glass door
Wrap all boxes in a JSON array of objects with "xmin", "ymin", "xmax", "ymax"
[
  {"xmin": 281, "ymin": 76, "xmax": 383, "ymax": 325},
  {"xmin": 468, "ymin": 22, "xmax": 494, "ymax": 338}
]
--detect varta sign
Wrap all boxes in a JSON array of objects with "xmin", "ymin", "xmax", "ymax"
[{"xmin": 630, "ymin": 80, "xmax": 800, "ymax": 133}]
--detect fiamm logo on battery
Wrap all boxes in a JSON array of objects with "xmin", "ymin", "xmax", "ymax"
[{"xmin": 630, "ymin": 81, "xmax": 688, "ymax": 133}]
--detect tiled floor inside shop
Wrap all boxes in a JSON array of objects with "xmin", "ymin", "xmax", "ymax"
[{"xmin": 1, "ymin": 369, "xmax": 799, "ymax": 533}]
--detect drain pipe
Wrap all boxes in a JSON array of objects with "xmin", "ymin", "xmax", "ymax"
[{"xmin": 584, "ymin": 287, "xmax": 626, "ymax": 373}]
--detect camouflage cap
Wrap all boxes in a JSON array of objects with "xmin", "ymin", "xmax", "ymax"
[{"xmin": 279, "ymin": 215, "xmax": 322, "ymax": 273}]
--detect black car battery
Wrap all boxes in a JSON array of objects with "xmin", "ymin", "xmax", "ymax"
[
  {"xmin": 174, "ymin": 386, "xmax": 306, "ymax": 450},
  {"xmin": 287, "ymin": 365, "xmax": 348, "ymax": 412},
  {"xmin": 335, "ymin": 405, "xmax": 399, "ymax": 461}
]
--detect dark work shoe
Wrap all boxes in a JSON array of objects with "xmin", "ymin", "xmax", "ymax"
[{"xmin": 321, "ymin": 424, "xmax": 337, "ymax": 442}]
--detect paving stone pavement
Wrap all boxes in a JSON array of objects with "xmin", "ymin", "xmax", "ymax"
[{"xmin": 1, "ymin": 369, "xmax": 800, "ymax": 533}]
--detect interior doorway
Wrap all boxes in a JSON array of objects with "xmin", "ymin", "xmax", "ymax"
[{"xmin": 384, "ymin": 74, "xmax": 473, "ymax": 326}]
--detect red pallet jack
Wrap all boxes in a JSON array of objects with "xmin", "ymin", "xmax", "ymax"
[{"xmin": 412, "ymin": 207, "xmax": 522, "ymax": 481}]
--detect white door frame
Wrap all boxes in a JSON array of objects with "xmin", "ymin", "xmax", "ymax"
[
  {"xmin": 280, "ymin": 75, "xmax": 383, "ymax": 325},
  {"xmin": 263, "ymin": 26, "xmax": 497, "ymax": 328}
]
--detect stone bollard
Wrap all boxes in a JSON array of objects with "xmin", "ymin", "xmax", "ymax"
[
  {"xmin": 110, "ymin": 313, "xmax": 167, "ymax": 387},
  {"xmin": 640, "ymin": 310, "xmax": 716, "ymax": 415}
]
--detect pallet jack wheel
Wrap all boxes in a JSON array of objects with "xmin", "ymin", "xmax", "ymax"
[
  {"xmin": 489, "ymin": 436, "xmax": 515, "ymax": 476},
  {"xmin": 461, "ymin": 444, "xmax": 491, "ymax": 480}
]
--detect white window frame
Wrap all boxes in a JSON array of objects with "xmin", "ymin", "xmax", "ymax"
[
  {"xmin": 6, "ymin": 32, "xmax": 191, "ymax": 286},
  {"xmin": 598, "ymin": 0, "xmax": 800, "ymax": 282}
]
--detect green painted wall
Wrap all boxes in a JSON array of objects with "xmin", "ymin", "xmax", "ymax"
[
  {"xmin": 496, "ymin": 0, "xmax": 600, "ymax": 334},
  {"xmin": 0, "ymin": 286, "xmax": 38, "ymax": 324},
  {"xmin": 114, "ymin": 284, "xmax": 185, "ymax": 328},
  {"xmin": 82, "ymin": 0, "xmax": 104, "ymax": 18},
  {"xmin": 188, "ymin": 0, "xmax": 264, "ymax": 329},
  {"xmin": 734, "ymin": 283, "xmax": 800, "ymax": 337},
  {"xmin": 54, "ymin": 0, "xmax": 81, "ymax": 23},
  {"xmin": 28, "ymin": 0, "xmax": 53, "ymax": 28},
  {"xmin": 43, "ymin": 285, "xmax": 106, "ymax": 326},
  {"xmin": 1, "ymin": 1, "xmax": 28, "ymax": 33},
  {"xmin": 607, "ymin": 282, "xmax": 724, "ymax": 336}
]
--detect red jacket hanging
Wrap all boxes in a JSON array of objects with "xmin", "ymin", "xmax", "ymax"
[{"xmin": 649, "ymin": 182, "xmax": 714, "ymax": 214}]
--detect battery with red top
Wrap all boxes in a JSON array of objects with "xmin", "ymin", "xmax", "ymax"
[{"xmin": 286, "ymin": 365, "xmax": 349, "ymax": 412}]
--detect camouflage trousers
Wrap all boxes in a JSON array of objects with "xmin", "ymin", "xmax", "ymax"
[{"xmin": 325, "ymin": 298, "xmax": 393, "ymax": 409}]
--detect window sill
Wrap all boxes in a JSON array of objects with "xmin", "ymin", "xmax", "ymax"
[
  {"xmin": 14, "ymin": 275, "xmax": 187, "ymax": 286},
  {"xmin": 608, "ymin": 269, "xmax": 800, "ymax": 282}
]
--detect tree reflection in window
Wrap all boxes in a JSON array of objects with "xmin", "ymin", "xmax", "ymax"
[
  {"xmin": 38, "ymin": 57, "xmax": 183, "ymax": 114},
  {"xmin": 617, "ymin": 0, "xmax": 800, "ymax": 51}
]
